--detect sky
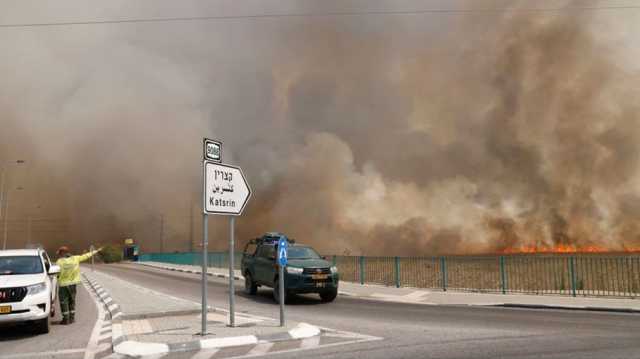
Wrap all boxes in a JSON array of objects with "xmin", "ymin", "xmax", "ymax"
[{"xmin": 1, "ymin": 0, "xmax": 640, "ymax": 255}]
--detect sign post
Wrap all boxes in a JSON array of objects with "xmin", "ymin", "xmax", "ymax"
[
  {"xmin": 90, "ymin": 245, "xmax": 95, "ymax": 271},
  {"xmin": 201, "ymin": 212, "xmax": 208, "ymax": 335},
  {"xmin": 229, "ymin": 216, "xmax": 235, "ymax": 327},
  {"xmin": 277, "ymin": 237, "xmax": 288, "ymax": 327},
  {"xmin": 202, "ymin": 138, "xmax": 251, "ymax": 332}
]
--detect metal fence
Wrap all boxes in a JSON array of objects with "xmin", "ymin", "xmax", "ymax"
[{"xmin": 139, "ymin": 252, "xmax": 640, "ymax": 298}]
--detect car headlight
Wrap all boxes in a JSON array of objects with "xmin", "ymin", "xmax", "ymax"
[
  {"xmin": 27, "ymin": 282, "xmax": 47, "ymax": 296},
  {"xmin": 286, "ymin": 267, "xmax": 303, "ymax": 274},
  {"xmin": 330, "ymin": 266, "xmax": 338, "ymax": 274}
]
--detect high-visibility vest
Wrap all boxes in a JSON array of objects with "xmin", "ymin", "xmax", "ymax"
[{"xmin": 56, "ymin": 250, "xmax": 99, "ymax": 287}]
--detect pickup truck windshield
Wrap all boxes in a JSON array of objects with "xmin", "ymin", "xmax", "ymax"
[
  {"xmin": 287, "ymin": 247, "xmax": 321, "ymax": 259},
  {"xmin": 0, "ymin": 256, "xmax": 44, "ymax": 275}
]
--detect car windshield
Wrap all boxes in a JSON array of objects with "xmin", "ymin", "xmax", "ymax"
[
  {"xmin": 0, "ymin": 256, "xmax": 44, "ymax": 275},
  {"xmin": 287, "ymin": 246, "xmax": 321, "ymax": 259}
]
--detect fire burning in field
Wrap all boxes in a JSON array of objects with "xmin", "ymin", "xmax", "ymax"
[{"xmin": 500, "ymin": 245, "xmax": 640, "ymax": 255}]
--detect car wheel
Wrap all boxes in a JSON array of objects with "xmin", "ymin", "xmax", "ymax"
[
  {"xmin": 35, "ymin": 317, "xmax": 50, "ymax": 334},
  {"xmin": 320, "ymin": 288, "xmax": 338, "ymax": 303},
  {"xmin": 273, "ymin": 279, "xmax": 288, "ymax": 304},
  {"xmin": 244, "ymin": 273, "xmax": 257, "ymax": 295}
]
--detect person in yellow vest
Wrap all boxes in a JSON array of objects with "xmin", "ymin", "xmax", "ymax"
[{"xmin": 56, "ymin": 246, "xmax": 102, "ymax": 324}]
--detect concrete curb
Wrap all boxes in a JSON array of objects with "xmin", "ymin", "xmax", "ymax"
[
  {"xmin": 137, "ymin": 262, "xmax": 243, "ymax": 281},
  {"xmin": 493, "ymin": 303, "xmax": 640, "ymax": 314},
  {"xmin": 83, "ymin": 274, "xmax": 127, "ymax": 351},
  {"xmin": 84, "ymin": 271, "xmax": 322, "ymax": 357}
]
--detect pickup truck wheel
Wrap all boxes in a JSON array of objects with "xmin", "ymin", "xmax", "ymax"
[
  {"xmin": 320, "ymin": 288, "xmax": 338, "ymax": 303},
  {"xmin": 244, "ymin": 273, "xmax": 257, "ymax": 295},
  {"xmin": 273, "ymin": 279, "xmax": 288, "ymax": 304}
]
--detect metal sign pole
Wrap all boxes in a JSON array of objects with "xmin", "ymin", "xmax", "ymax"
[
  {"xmin": 229, "ymin": 216, "xmax": 235, "ymax": 327},
  {"xmin": 90, "ymin": 245, "xmax": 95, "ymax": 271},
  {"xmin": 201, "ymin": 213, "xmax": 208, "ymax": 335},
  {"xmin": 279, "ymin": 264, "xmax": 285, "ymax": 326}
]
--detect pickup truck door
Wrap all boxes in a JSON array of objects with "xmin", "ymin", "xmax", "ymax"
[{"xmin": 254, "ymin": 246, "xmax": 275, "ymax": 285}]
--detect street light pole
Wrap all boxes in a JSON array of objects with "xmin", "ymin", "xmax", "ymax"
[
  {"xmin": 0, "ymin": 169, "xmax": 6, "ymax": 220},
  {"xmin": 2, "ymin": 187, "xmax": 24, "ymax": 250},
  {"xmin": 2, "ymin": 190, "xmax": 10, "ymax": 250},
  {"xmin": 27, "ymin": 216, "xmax": 31, "ymax": 248},
  {"xmin": 0, "ymin": 160, "xmax": 25, "ymax": 236}
]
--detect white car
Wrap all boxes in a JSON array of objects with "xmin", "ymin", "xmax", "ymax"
[{"xmin": 0, "ymin": 248, "xmax": 60, "ymax": 334}]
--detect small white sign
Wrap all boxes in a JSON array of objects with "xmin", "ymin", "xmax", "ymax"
[
  {"xmin": 203, "ymin": 161, "xmax": 251, "ymax": 215},
  {"xmin": 204, "ymin": 138, "xmax": 222, "ymax": 162}
]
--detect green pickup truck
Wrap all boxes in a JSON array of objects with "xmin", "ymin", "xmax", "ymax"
[{"xmin": 241, "ymin": 233, "xmax": 339, "ymax": 303}]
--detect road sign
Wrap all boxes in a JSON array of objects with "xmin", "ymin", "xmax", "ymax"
[
  {"xmin": 203, "ymin": 161, "xmax": 251, "ymax": 216},
  {"xmin": 278, "ymin": 237, "xmax": 288, "ymax": 267},
  {"xmin": 204, "ymin": 138, "xmax": 222, "ymax": 162}
]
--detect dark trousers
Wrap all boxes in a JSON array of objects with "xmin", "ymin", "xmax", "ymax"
[{"xmin": 59, "ymin": 285, "xmax": 77, "ymax": 320}]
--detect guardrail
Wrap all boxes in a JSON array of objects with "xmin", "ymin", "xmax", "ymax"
[{"xmin": 139, "ymin": 252, "xmax": 640, "ymax": 298}]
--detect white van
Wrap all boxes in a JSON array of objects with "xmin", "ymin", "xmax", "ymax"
[{"xmin": 0, "ymin": 249, "xmax": 60, "ymax": 334}]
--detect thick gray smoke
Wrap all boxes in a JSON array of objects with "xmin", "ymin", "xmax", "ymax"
[{"xmin": 1, "ymin": 2, "xmax": 639, "ymax": 255}]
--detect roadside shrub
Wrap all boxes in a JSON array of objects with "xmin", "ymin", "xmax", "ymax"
[{"xmin": 99, "ymin": 245, "xmax": 123, "ymax": 263}]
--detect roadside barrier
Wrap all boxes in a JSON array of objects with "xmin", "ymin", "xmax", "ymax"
[{"xmin": 139, "ymin": 252, "xmax": 640, "ymax": 298}]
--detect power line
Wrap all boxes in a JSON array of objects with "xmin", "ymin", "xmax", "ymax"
[{"xmin": 0, "ymin": 5, "xmax": 639, "ymax": 29}]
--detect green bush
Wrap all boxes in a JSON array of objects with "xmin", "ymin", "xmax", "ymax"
[{"xmin": 99, "ymin": 245, "xmax": 123, "ymax": 263}]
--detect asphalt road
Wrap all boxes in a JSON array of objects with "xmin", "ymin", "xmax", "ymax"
[
  {"xmin": 97, "ymin": 263, "xmax": 640, "ymax": 359},
  {"xmin": 0, "ymin": 283, "xmax": 98, "ymax": 359}
]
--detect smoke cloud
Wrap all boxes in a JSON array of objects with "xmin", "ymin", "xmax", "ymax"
[{"xmin": 1, "ymin": 1, "xmax": 640, "ymax": 255}]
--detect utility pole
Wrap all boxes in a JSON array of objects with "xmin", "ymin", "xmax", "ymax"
[
  {"xmin": 2, "ymin": 190, "xmax": 9, "ymax": 250},
  {"xmin": 0, "ymin": 160, "xmax": 25, "ymax": 228},
  {"xmin": 188, "ymin": 203, "xmax": 192, "ymax": 252},
  {"xmin": 0, "ymin": 169, "xmax": 5, "ymax": 220},
  {"xmin": 159, "ymin": 214, "xmax": 164, "ymax": 253},
  {"xmin": 27, "ymin": 216, "xmax": 31, "ymax": 248},
  {"xmin": 2, "ymin": 187, "xmax": 23, "ymax": 250}
]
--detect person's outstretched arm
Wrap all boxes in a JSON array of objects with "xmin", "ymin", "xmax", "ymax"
[{"xmin": 76, "ymin": 247, "xmax": 103, "ymax": 263}]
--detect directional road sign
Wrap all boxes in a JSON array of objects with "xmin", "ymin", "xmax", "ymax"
[
  {"xmin": 204, "ymin": 161, "xmax": 251, "ymax": 216},
  {"xmin": 278, "ymin": 237, "xmax": 288, "ymax": 267}
]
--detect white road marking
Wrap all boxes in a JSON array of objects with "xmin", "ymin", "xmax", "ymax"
[
  {"xmin": 82, "ymin": 279, "xmax": 109, "ymax": 359},
  {"xmin": 246, "ymin": 342, "xmax": 274, "ymax": 355},
  {"xmin": 190, "ymin": 349, "xmax": 221, "ymax": 359},
  {"xmin": 0, "ymin": 349, "xmax": 86, "ymax": 359},
  {"xmin": 300, "ymin": 335, "xmax": 321, "ymax": 349},
  {"xmin": 223, "ymin": 334, "xmax": 383, "ymax": 359},
  {"xmin": 289, "ymin": 323, "xmax": 320, "ymax": 339}
]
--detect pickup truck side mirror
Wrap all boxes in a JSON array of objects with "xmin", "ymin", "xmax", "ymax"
[{"xmin": 48, "ymin": 265, "xmax": 61, "ymax": 275}]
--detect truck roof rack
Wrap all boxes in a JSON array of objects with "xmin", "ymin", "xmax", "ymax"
[{"xmin": 249, "ymin": 233, "xmax": 296, "ymax": 245}]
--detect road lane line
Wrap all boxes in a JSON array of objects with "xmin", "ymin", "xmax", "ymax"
[
  {"xmin": 246, "ymin": 342, "xmax": 274, "ymax": 355},
  {"xmin": 82, "ymin": 279, "xmax": 110, "ymax": 359},
  {"xmin": 190, "ymin": 349, "xmax": 220, "ymax": 359}
]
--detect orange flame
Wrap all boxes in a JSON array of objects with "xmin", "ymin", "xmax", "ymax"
[{"xmin": 499, "ymin": 244, "xmax": 640, "ymax": 254}]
